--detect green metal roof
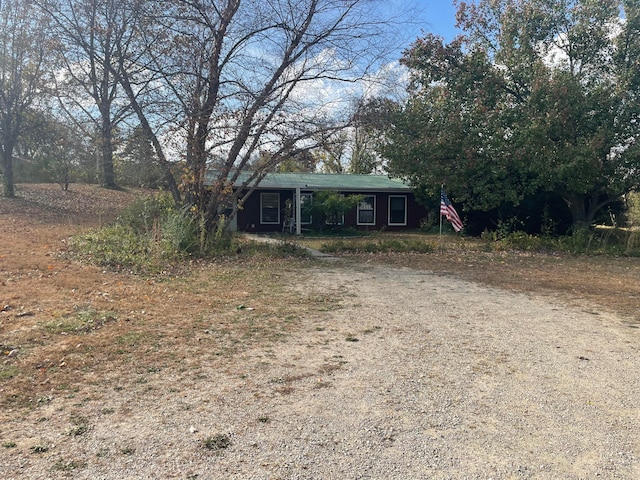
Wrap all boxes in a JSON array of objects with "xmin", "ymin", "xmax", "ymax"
[{"xmin": 207, "ymin": 171, "xmax": 412, "ymax": 192}]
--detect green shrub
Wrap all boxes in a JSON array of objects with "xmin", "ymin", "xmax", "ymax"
[
  {"xmin": 304, "ymin": 191, "xmax": 363, "ymax": 232},
  {"xmin": 116, "ymin": 192, "xmax": 176, "ymax": 235},
  {"xmin": 67, "ymin": 191, "xmax": 310, "ymax": 272},
  {"xmin": 67, "ymin": 225, "xmax": 155, "ymax": 271},
  {"xmin": 554, "ymin": 228, "xmax": 627, "ymax": 255},
  {"xmin": 484, "ymin": 228, "xmax": 631, "ymax": 255},
  {"xmin": 160, "ymin": 207, "xmax": 199, "ymax": 254}
]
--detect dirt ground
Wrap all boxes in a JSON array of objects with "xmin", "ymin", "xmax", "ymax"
[{"xmin": 1, "ymin": 184, "xmax": 639, "ymax": 479}]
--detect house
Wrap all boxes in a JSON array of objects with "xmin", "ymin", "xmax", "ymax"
[{"xmin": 207, "ymin": 171, "xmax": 428, "ymax": 234}]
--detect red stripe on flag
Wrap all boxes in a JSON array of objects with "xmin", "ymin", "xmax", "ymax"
[{"xmin": 440, "ymin": 190, "xmax": 463, "ymax": 232}]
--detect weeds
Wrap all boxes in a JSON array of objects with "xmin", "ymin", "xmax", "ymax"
[
  {"xmin": 482, "ymin": 228, "xmax": 634, "ymax": 255},
  {"xmin": 302, "ymin": 228, "xmax": 637, "ymax": 257},
  {"xmin": 41, "ymin": 308, "xmax": 117, "ymax": 335},
  {"xmin": 65, "ymin": 192, "xmax": 233, "ymax": 273},
  {"xmin": 52, "ymin": 459, "xmax": 86, "ymax": 472},
  {"xmin": 240, "ymin": 240, "xmax": 310, "ymax": 259},
  {"xmin": 320, "ymin": 237, "xmax": 436, "ymax": 254},
  {"xmin": 0, "ymin": 365, "xmax": 19, "ymax": 380},
  {"xmin": 116, "ymin": 332, "xmax": 144, "ymax": 347},
  {"xmin": 203, "ymin": 434, "xmax": 231, "ymax": 451},
  {"xmin": 64, "ymin": 192, "xmax": 313, "ymax": 273},
  {"xmin": 66, "ymin": 415, "xmax": 91, "ymax": 437},
  {"xmin": 30, "ymin": 444, "xmax": 49, "ymax": 454},
  {"xmin": 363, "ymin": 326, "xmax": 382, "ymax": 335}
]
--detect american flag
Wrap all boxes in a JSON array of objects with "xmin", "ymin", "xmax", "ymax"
[{"xmin": 440, "ymin": 189, "xmax": 463, "ymax": 232}]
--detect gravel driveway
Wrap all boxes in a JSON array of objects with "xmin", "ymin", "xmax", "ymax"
[{"xmin": 3, "ymin": 261, "xmax": 639, "ymax": 479}]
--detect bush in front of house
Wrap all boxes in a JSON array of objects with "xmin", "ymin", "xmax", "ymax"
[{"xmin": 66, "ymin": 193, "xmax": 238, "ymax": 272}]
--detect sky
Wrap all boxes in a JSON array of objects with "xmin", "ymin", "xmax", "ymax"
[
  {"xmin": 413, "ymin": 0, "xmax": 460, "ymax": 41},
  {"xmin": 393, "ymin": 0, "xmax": 460, "ymax": 45},
  {"xmin": 231, "ymin": 1, "xmax": 464, "ymax": 126}
]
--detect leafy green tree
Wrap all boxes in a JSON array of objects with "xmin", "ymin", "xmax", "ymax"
[
  {"xmin": 384, "ymin": 0, "xmax": 640, "ymax": 231},
  {"xmin": 304, "ymin": 191, "xmax": 362, "ymax": 231}
]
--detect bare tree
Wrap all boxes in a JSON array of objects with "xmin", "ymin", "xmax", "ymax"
[
  {"xmin": 39, "ymin": 0, "xmax": 140, "ymax": 188},
  {"xmin": 0, "ymin": 0, "xmax": 50, "ymax": 197},
  {"xmin": 110, "ymin": 0, "xmax": 398, "ymax": 233}
]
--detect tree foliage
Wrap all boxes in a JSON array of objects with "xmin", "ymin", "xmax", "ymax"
[
  {"xmin": 383, "ymin": 0, "xmax": 640, "ymax": 231},
  {"xmin": 117, "ymin": 126, "xmax": 166, "ymax": 188},
  {"xmin": 303, "ymin": 190, "xmax": 362, "ymax": 231},
  {"xmin": 348, "ymin": 98, "xmax": 391, "ymax": 174}
]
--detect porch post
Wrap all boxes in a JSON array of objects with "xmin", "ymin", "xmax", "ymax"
[{"xmin": 295, "ymin": 187, "xmax": 302, "ymax": 235}]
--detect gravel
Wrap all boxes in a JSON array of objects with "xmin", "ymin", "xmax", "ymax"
[{"xmin": 2, "ymin": 261, "xmax": 639, "ymax": 479}]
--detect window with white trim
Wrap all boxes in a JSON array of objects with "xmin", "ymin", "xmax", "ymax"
[
  {"xmin": 357, "ymin": 195, "xmax": 375, "ymax": 225},
  {"xmin": 388, "ymin": 195, "xmax": 407, "ymax": 225},
  {"xmin": 260, "ymin": 192, "xmax": 280, "ymax": 224}
]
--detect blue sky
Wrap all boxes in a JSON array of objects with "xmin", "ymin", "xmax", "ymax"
[
  {"xmin": 393, "ymin": 0, "xmax": 460, "ymax": 44},
  {"xmin": 414, "ymin": 0, "xmax": 459, "ymax": 41}
]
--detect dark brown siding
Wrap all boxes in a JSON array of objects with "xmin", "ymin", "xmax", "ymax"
[{"xmin": 236, "ymin": 190, "xmax": 427, "ymax": 232}]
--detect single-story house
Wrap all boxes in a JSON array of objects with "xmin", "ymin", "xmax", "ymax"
[{"xmin": 207, "ymin": 171, "xmax": 428, "ymax": 234}]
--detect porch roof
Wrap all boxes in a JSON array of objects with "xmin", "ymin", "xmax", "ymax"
[{"xmin": 206, "ymin": 171, "xmax": 412, "ymax": 192}]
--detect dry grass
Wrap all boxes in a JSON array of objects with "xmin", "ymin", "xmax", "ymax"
[{"xmin": 0, "ymin": 184, "xmax": 322, "ymax": 416}]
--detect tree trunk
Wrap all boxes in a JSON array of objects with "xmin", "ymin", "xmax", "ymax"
[
  {"xmin": 112, "ymin": 58, "xmax": 181, "ymax": 205},
  {"xmin": 561, "ymin": 191, "xmax": 611, "ymax": 232},
  {"xmin": 101, "ymin": 117, "xmax": 116, "ymax": 189},
  {"xmin": 2, "ymin": 149, "xmax": 15, "ymax": 198},
  {"xmin": 183, "ymin": 115, "xmax": 208, "ymax": 210}
]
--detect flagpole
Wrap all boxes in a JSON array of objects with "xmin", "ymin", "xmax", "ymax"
[
  {"xmin": 439, "ymin": 184, "xmax": 444, "ymax": 249},
  {"xmin": 439, "ymin": 211, "xmax": 443, "ymax": 251}
]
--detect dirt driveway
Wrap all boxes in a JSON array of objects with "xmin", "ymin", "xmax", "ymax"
[{"xmin": 1, "ymin": 185, "xmax": 639, "ymax": 479}]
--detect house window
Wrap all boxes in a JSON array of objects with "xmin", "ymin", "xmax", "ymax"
[
  {"xmin": 260, "ymin": 192, "xmax": 280, "ymax": 224},
  {"xmin": 300, "ymin": 192, "xmax": 312, "ymax": 224},
  {"xmin": 326, "ymin": 193, "xmax": 345, "ymax": 226},
  {"xmin": 357, "ymin": 195, "xmax": 375, "ymax": 225},
  {"xmin": 389, "ymin": 195, "xmax": 407, "ymax": 225}
]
